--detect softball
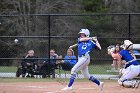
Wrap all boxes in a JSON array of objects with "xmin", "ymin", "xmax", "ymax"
[{"xmin": 14, "ymin": 39, "xmax": 18, "ymax": 43}]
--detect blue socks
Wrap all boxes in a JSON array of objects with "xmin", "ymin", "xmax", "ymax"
[
  {"xmin": 68, "ymin": 75, "xmax": 100, "ymax": 87},
  {"xmin": 68, "ymin": 74, "xmax": 76, "ymax": 87},
  {"xmin": 89, "ymin": 76, "xmax": 100, "ymax": 85}
]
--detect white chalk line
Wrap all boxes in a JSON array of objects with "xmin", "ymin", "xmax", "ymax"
[
  {"xmin": 0, "ymin": 84, "xmax": 59, "ymax": 89},
  {"xmin": 44, "ymin": 87, "xmax": 96, "ymax": 93},
  {"xmin": 24, "ymin": 85, "xmax": 46, "ymax": 89},
  {"xmin": 79, "ymin": 87, "xmax": 95, "ymax": 90},
  {"xmin": 45, "ymin": 91, "xmax": 62, "ymax": 93}
]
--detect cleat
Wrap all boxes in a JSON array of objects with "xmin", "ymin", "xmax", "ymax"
[
  {"xmin": 99, "ymin": 82, "xmax": 104, "ymax": 91},
  {"xmin": 61, "ymin": 86, "xmax": 72, "ymax": 91},
  {"xmin": 135, "ymin": 81, "xmax": 140, "ymax": 88}
]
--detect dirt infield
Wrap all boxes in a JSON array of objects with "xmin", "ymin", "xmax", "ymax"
[{"xmin": 0, "ymin": 81, "xmax": 140, "ymax": 93}]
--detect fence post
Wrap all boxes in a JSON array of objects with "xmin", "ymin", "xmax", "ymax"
[
  {"xmin": 128, "ymin": 14, "xmax": 131, "ymax": 40},
  {"xmin": 48, "ymin": 15, "xmax": 51, "ymax": 78}
]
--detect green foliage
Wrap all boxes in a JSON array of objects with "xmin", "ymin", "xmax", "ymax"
[
  {"xmin": 82, "ymin": 0, "xmax": 109, "ymax": 13},
  {"xmin": 80, "ymin": 0, "xmax": 110, "ymax": 36}
]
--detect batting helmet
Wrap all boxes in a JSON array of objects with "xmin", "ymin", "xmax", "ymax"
[{"xmin": 79, "ymin": 29, "xmax": 90, "ymax": 37}]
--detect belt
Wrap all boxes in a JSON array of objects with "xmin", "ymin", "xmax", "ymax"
[
  {"xmin": 125, "ymin": 59, "xmax": 137, "ymax": 68},
  {"xmin": 127, "ymin": 59, "xmax": 136, "ymax": 64},
  {"xmin": 78, "ymin": 53, "xmax": 89, "ymax": 57},
  {"xmin": 78, "ymin": 54, "xmax": 85, "ymax": 57}
]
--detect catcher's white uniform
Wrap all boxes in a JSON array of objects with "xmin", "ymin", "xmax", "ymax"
[{"xmin": 117, "ymin": 40, "xmax": 140, "ymax": 88}]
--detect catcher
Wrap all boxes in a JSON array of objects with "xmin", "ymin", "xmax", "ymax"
[{"xmin": 108, "ymin": 40, "xmax": 140, "ymax": 88}]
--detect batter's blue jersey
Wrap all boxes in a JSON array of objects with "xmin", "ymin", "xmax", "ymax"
[
  {"xmin": 119, "ymin": 50, "xmax": 139, "ymax": 68},
  {"xmin": 78, "ymin": 38, "xmax": 96, "ymax": 57}
]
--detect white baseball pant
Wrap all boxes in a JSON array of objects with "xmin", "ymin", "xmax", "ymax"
[{"xmin": 71, "ymin": 54, "xmax": 91, "ymax": 79}]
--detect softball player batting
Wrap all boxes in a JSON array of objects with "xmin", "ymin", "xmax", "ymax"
[
  {"xmin": 108, "ymin": 40, "xmax": 140, "ymax": 88},
  {"xmin": 61, "ymin": 29, "xmax": 104, "ymax": 91}
]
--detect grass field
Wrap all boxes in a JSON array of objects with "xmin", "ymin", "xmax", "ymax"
[
  {"xmin": 0, "ymin": 66, "xmax": 17, "ymax": 72},
  {"xmin": 0, "ymin": 64, "xmax": 117, "ymax": 75},
  {"xmin": 0, "ymin": 78, "xmax": 63, "ymax": 82},
  {"xmin": 0, "ymin": 77, "xmax": 114, "ymax": 83},
  {"xmin": 58, "ymin": 64, "xmax": 117, "ymax": 75}
]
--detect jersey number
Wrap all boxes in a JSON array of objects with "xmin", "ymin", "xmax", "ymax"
[{"xmin": 82, "ymin": 43, "xmax": 87, "ymax": 49}]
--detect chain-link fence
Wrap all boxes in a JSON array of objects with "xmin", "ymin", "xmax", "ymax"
[{"xmin": 0, "ymin": 13, "xmax": 140, "ymax": 78}]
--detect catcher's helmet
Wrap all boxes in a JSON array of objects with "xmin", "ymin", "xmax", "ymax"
[
  {"xmin": 79, "ymin": 29, "xmax": 90, "ymax": 37},
  {"xmin": 121, "ymin": 40, "xmax": 133, "ymax": 50}
]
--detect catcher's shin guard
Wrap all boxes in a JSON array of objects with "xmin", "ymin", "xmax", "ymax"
[{"xmin": 119, "ymin": 79, "xmax": 139, "ymax": 88}]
